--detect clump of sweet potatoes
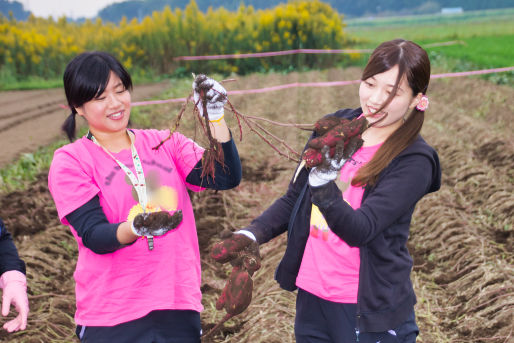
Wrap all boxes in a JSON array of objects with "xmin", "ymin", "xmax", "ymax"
[
  {"xmin": 203, "ymin": 230, "xmax": 261, "ymax": 339},
  {"xmin": 303, "ymin": 115, "xmax": 369, "ymax": 169}
]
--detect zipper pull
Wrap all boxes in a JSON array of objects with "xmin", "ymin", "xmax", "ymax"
[{"xmin": 355, "ymin": 313, "xmax": 361, "ymax": 342}]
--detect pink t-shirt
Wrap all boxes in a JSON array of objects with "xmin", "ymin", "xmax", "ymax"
[
  {"xmin": 48, "ymin": 129, "xmax": 205, "ymax": 326},
  {"xmin": 296, "ymin": 142, "xmax": 381, "ymax": 303}
]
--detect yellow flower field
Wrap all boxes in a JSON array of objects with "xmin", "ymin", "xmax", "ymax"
[{"xmin": 0, "ymin": 0, "xmax": 353, "ymax": 80}]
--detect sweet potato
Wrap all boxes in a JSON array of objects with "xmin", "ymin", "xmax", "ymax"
[
  {"xmin": 302, "ymin": 116, "xmax": 368, "ymax": 169},
  {"xmin": 303, "ymin": 147, "xmax": 336, "ymax": 167},
  {"xmin": 303, "ymin": 148, "xmax": 323, "ymax": 167},
  {"xmin": 204, "ymin": 231, "xmax": 261, "ymax": 338},
  {"xmin": 216, "ymin": 266, "xmax": 253, "ymax": 316},
  {"xmin": 308, "ymin": 123, "xmax": 346, "ymax": 149},
  {"xmin": 204, "ymin": 266, "xmax": 254, "ymax": 339},
  {"xmin": 314, "ymin": 115, "xmax": 349, "ymax": 135},
  {"xmin": 341, "ymin": 116, "xmax": 368, "ymax": 138}
]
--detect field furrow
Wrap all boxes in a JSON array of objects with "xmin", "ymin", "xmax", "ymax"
[{"xmin": 0, "ymin": 71, "xmax": 512, "ymax": 343}]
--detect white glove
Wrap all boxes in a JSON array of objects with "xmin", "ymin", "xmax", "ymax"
[
  {"xmin": 235, "ymin": 230, "xmax": 257, "ymax": 242},
  {"xmin": 308, "ymin": 146, "xmax": 347, "ymax": 187},
  {"xmin": 192, "ymin": 74, "xmax": 227, "ymax": 121}
]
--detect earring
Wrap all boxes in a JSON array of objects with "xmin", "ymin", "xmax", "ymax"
[{"xmin": 416, "ymin": 95, "xmax": 429, "ymax": 111}]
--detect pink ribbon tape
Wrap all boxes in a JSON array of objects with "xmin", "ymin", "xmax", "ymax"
[{"xmin": 130, "ymin": 66, "xmax": 513, "ymax": 107}]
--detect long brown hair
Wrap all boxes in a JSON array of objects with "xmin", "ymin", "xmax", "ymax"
[{"xmin": 352, "ymin": 39, "xmax": 431, "ymax": 187}]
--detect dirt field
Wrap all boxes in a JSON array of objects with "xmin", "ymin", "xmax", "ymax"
[
  {"xmin": 0, "ymin": 68, "xmax": 512, "ymax": 342},
  {"xmin": 0, "ymin": 81, "xmax": 169, "ymax": 168}
]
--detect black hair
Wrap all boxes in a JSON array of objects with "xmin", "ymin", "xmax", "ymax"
[{"xmin": 61, "ymin": 51, "xmax": 133, "ymax": 141}]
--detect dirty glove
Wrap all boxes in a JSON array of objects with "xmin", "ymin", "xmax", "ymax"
[
  {"xmin": 192, "ymin": 74, "xmax": 227, "ymax": 121},
  {"xmin": 308, "ymin": 145, "xmax": 347, "ymax": 187},
  {"xmin": 1, "ymin": 270, "xmax": 29, "ymax": 332},
  {"xmin": 211, "ymin": 230, "xmax": 261, "ymax": 275},
  {"xmin": 308, "ymin": 135, "xmax": 364, "ymax": 187},
  {"xmin": 131, "ymin": 210, "xmax": 183, "ymax": 237}
]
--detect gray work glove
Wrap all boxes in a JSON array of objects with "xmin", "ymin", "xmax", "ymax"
[
  {"xmin": 131, "ymin": 210, "xmax": 183, "ymax": 237},
  {"xmin": 192, "ymin": 74, "xmax": 227, "ymax": 121}
]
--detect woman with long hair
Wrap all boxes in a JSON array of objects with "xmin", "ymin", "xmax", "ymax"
[{"xmin": 212, "ymin": 39, "xmax": 441, "ymax": 342}]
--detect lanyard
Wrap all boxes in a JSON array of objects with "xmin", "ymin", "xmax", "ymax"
[
  {"xmin": 89, "ymin": 130, "xmax": 148, "ymax": 212},
  {"xmin": 89, "ymin": 130, "xmax": 155, "ymax": 250}
]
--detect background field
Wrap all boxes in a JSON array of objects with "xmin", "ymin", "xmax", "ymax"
[
  {"xmin": 0, "ymin": 3, "xmax": 513, "ymax": 343},
  {"xmin": 1, "ymin": 5, "xmax": 513, "ymax": 90},
  {"xmin": 346, "ymin": 7, "xmax": 514, "ymax": 83}
]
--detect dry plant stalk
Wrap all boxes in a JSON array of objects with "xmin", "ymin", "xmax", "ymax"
[
  {"xmin": 197, "ymin": 87, "xmax": 224, "ymax": 179},
  {"xmin": 152, "ymin": 92, "xmax": 193, "ymax": 151},
  {"xmin": 152, "ymin": 79, "xmax": 315, "ymax": 180}
]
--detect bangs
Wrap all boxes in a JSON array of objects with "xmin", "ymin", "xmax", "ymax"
[{"xmin": 76, "ymin": 61, "xmax": 111, "ymax": 104}]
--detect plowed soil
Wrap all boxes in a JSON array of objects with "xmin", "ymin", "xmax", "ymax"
[
  {"xmin": 0, "ymin": 81, "xmax": 169, "ymax": 168},
  {"xmin": 0, "ymin": 69, "xmax": 512, "ymax": 342}
]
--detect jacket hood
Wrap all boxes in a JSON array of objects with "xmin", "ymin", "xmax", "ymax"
[{"xmin": 399, "ymin": 135, "xmax": 441, "ymax": 193}]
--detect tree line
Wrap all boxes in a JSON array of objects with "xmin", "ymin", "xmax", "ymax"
[
  {"xmin": 98, "ymin": 0, "xmax": 514, "ymax": 22},
  {"xmin": 2, "ymin": 0, "xmax": 513, "ymax": 21}
]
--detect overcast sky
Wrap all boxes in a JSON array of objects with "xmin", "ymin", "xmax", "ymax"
[{"xmin": 16, "ymin": 0, "xmax": 125, "ymax": 19}]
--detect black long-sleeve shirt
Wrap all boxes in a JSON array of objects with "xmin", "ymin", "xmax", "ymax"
[
  {"xmin": 0, "ymin": 218, "xmax": 26, "ymax": 276},
  {"xmin": 65, "ymin": 138, "xmax": 241, "ymax": 254}
]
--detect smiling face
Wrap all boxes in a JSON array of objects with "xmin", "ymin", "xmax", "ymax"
[
  {"xmin": 359, "ymin": 65, "xmax": 421, "ymax": 134},
  {"xmin": 75, "ymin": 71, "xmax": 131, "ymax": 137}
]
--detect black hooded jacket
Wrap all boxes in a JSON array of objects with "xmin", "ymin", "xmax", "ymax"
[
  {"xmin": 246, "ymin": 107, "xmax": 441, "ymax": 333},
  {"xmin": 0, "ymin": 218, "xmax": 26, "ymax": 276}
]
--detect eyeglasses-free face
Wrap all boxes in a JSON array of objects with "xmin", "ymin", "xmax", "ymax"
[{"xmin": 76, "ymin": 71, "xmax": 132, "ymax": 139}]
